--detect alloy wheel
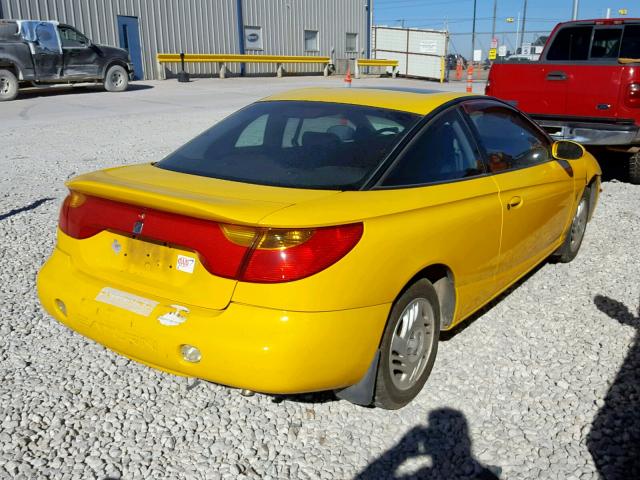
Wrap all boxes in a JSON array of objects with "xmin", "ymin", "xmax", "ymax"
[{"xmin": 388, "ymin": 298, "xmax": 436, "ymax": 391}]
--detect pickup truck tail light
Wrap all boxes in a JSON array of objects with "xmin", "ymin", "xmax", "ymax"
[
  {"xmin": 58, "ymin": 191, "xmax": 363, "ymax": 283},
  {"xmin": 625, "ymin": 83, "xmax": 640, "ymax": 108}
]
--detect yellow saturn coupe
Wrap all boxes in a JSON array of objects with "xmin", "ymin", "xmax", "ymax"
[{"xmin": 37, "ymin": 88, "xmax": 601, "ymax": 409}]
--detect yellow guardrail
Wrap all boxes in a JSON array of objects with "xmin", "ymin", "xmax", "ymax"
[
  {"xmin": 356, "ymin": 58, "xmax": 399, "ymax": 68},
  {"xmin": 355, "ymin": 58, "xmax": 399, "ymax": 78},
  {"xmin": 156, "ymin": 53, "xmax": 332, "ymax": 79}
]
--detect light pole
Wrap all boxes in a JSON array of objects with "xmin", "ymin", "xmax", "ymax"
[
  {"xmin": 572, "ymin": 0, "xmax": 579, "ymax": 20},
  {"xmin": 491, "ymin": 0, "xmax": 497, "ymax": 47},
  {"xmin": 519, "ymin": 0, "xmax": 528, "ymax": 51},
  {"xmin": 471, "ymin": 0, "xmax": 477, "ymax": 63}
]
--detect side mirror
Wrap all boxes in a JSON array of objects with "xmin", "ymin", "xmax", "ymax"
[{"xmin": 552, "ymin": 140, "xmax": 585, "ymax": 161}]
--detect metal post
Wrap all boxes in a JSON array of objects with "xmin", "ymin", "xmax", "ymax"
[
  {"xmin": 236, "ymin": 0, "xmax": 245, "ymax": 76},
  {"xmin": 491, "ymin": 0, "xmax": 497, "ymax": 46},
  {"xmin": 519, "ymin": 0, "xmax": 528, "ymax": 52},
  {"xmin": 471, "ymin": 0, "xmax": 477, "ymax": 63},
  {"xmin": 606, "ymin": 8, "xmax": 611, "ymax": 19},
  {"xmin": 572, "ymin": 0, "xmax": 579, "ymax": 20},
  {"xmin": 366, "ymin": 0, "xmax": 372, "ymax": 59}
]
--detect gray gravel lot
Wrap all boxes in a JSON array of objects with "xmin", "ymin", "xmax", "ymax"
[{"xmin": 0, "ymin": 77, "xmax": 639, "ymax": 480}]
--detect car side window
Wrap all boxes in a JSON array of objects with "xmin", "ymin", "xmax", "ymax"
[
  {"xmin": 620, "ymin": 25, "xmax": 640, "ymax": 58},
  {"xmin": 235, "ymin": 114, "xmax": 268, "ymax": 147},
  {"xmin": 590, "ymin": 28, "xmax": 622, "ymax": 59},
  {"xmin": 465, "ymin": 104, "xmax": 550, "ymax": 173},
  {"xmin": 35, "ymin": 22, "xmax": 60, "ymax": 52},
  {"xmin": 546, "ymin": 26, "xmax": 592, "ymax": 61},
  {"xmin": 59, "ymin": 26, "xmax": 89, "ymax": 48},
  {"xmin": 381, "ymin": 108, "xmax": 484, "ymax": 187}
]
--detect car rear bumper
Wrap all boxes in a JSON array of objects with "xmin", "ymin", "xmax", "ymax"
[
  {"xmin": 37, "ymin": 247, "xmax": 389, "ymax": 394},
  {"xmin": 534, "ymin": 116, "xmax": 640, "ymax": 146}
]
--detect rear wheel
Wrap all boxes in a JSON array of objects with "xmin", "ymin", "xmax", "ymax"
[
  {"xmin": 104, "ymin": 65, "xmax": 129, "ymax": 92},
  {"xmin": 374, "ymin": 279, "xmax": 440, "ymax": 410},
  {"xmin": 0, "ymin": 69, "xmax": 18, "ymax": 101},
  {"xmin": 553, "ymin": 187, "xmax": 590, "ymax": 263},
  {"xmin": 629, "ymin": 152, "xmax": 640, "ymax": 185}
]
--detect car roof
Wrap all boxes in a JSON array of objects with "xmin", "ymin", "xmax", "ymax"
[{"xmin": 261, "ymin": 88, "xmax": 473, "ymax": 115}]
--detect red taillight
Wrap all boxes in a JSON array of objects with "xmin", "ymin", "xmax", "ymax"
[
  {"xmin": 58, "ymin": 192, "xmax": 362, "ymax": 283},
  {"xmin": 626, "ymin": 83, "xmax": 640, "ymax": 108},
  {"xmin": 239, "ymin": 224, "xmax": 363, "ymax": 283}
]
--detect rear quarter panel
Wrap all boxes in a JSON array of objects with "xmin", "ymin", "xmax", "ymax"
[{"xmin": 232, "ymin": 177, "xmax": 504, "ymax": 323}]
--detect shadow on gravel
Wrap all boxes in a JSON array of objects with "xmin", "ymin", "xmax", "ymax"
[
  {"xmin": 587, "ymin": 148, "xmax": 630, "ymax": 183},
  {"xmin": 0, "ymin": 197, "xmax": 54, "ymax": 221},
  {"xmin": 588, "ymin": 295, "xmax": 640, "ymax": 480},
  {"xmin": 355, "ymin": 408, "xmax": 501, "ymax": 480},
  {"xmin": 15, "ymin": 82, "xmax": 154, "ymax": 100}
]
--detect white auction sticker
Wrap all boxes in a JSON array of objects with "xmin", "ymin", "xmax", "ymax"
[
  {"xmin": 95, "ymin": 287, "xmax": 158, "ymax": 317},
  {"xmin": 176, "ymin": 255, "xmax": 196, "ymax": 273}
]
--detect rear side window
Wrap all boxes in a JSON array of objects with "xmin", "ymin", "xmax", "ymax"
[
  {"xmin": 381, "ymin": 108, "xmax": 484, "ymax": 187},
  {"xmin": 546, "ymin": 26, "xmax": 592, "ymax": 61},
  {"xmin": 157, "ymin": 101, "xmax": 420, "ymax": 190},
  {"xmin": 465, "ymin": 104, "xmax": 550, "ymax": 173},
  {"xmin": 620, "ymin": 25, "xmax": 640, "ymax": 58},
  {"xmin": 590, "ymin": 28, "xmax": 622, "ymax": 59}
]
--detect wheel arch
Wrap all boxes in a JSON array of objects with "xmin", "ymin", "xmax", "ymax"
[
  {"xmin": 102, "ymin": 59, "xmax": 129, "ymax": 80},
  {"xmin": 0, "ymin": 60, "xmax": 20, "ymax": 79},
  {"xmin": 397, "ymin": 263, "xmax": 457, "ymax": 330}
]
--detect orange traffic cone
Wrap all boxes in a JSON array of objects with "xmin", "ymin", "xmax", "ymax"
[{"xmin": 344, "ymin": 65, "xmax": 352, "ymax": 88}]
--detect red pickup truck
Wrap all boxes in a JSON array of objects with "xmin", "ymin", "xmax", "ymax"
[{"xmin": 486, "ymin": 18, "xmax": 640, "ymax": 184}]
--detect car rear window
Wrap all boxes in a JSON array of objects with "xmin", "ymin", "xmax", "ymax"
[{"xmin": 156, "ymin": 101, "xmax": 420, "ymax": 190}]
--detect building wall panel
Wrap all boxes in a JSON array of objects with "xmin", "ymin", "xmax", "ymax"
[{"xmin": 0, "ymin": 0, "xmax": 369, "ymax": 79}]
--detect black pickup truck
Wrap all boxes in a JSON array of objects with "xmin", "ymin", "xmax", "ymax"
[{"xmin": 0, "ymin": 19, "xmax": 134, "ymax": 101}]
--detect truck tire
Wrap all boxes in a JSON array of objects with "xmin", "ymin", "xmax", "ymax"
[
  {"xmin": 104, "ymin": 65, "xmax": 129, "ymax": 92},
  {"xmin": 629, "ymin": 152, "xmax": 640, "ymax": 185},
  {"xmin": 0, "ymin": 69, "xmax": 19, "ymax": 101}
]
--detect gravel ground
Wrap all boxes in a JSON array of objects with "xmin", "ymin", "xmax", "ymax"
[{"xmin": 0, "ymin": 77, "xmax": 639, "ymax": 480}]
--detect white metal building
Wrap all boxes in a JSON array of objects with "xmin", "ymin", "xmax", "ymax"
[{"xmin": 0, "ymin": 0, "xmax": 373, "ymax": 80}]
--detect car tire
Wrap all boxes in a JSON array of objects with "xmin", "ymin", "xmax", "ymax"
[
  {"xmin": 374, "ymin": 278, "xmax": 440, "ymax": 410},
  {"xmin": 104, "ymin": 65, "xmax": 129, "ymax": 92},
  {"xmin": 629, "ymin": 152, "xmax": 640, "ymax": 185},
  {"xmin": 0, "ymin": 69, "xmax": 19, "ymax": 101},
  {"xmin": 552, "ymin": 186, "xmax": 590, "ymax": 263}
]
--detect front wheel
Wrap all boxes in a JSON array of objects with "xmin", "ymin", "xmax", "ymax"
[
  {"xmin": 374, "ymin": 279, "xmax": 440, "ymax": 410},
  {"xmin": 0, "ymin": 69, "xmax": 19, "ymax": 101},
  {"xmin": 104, "ymin": 65, "xmax": 129, "ymax": 92},
  {"xmin": 553, "ymin": 187, "xmax": 590, "ymax": 263}
]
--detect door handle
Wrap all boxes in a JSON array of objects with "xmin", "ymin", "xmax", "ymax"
[
  {"xmin": 546, "ymin": 71, "xmax": 567, "ymax": 81},
  {"xmin": 506, "ymin": 196, "xmax": 522, "ymax": 210}
]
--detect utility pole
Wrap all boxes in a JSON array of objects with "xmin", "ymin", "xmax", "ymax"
[
  {"xmin": 606, "ymin": 8, "xmax": 611, "ymax": 19},
  {"xmin": 519, "ymin": 0, "xmax": 528, "ymax": 51},
  {"xmin": 572, "ymin": 0, "xmax": 579, "ymax": 20},
  {"xmin": 471, "ymin": 0, "xmax": 477, "ymax": 62},
  {"xmin": 491, "ymin": 0, "xmax": 497, "ymax": 45}
]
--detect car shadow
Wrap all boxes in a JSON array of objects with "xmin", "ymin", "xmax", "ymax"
[
  {"xmin": 355, "ymin": 408, "xmax": 501, "ymax": 479},
  {"xmin": 588, "ymin": 295, "xmax": 640, "ymax": 479},
  {"xmin": 16, "ymin": 82, "xmax": 153, "ymax": 100},
  {"xmin": 587, "ymin": 148, "xmax": 630, "ymax": 183},
  {"xmin": 0, "ymin": 197, "xmax": 54, "ymax": 221}
]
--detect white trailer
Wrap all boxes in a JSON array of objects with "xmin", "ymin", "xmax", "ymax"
[{"xmin": 372, "ymin": 26, "xmax": 448, "ymax": 81}]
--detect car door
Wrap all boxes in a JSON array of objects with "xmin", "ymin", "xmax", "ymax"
[
  {"xmin": 32, "ymin": 22, "xmax": 62, "ymax": 80},
  {"xmin": 463, "ymin": 100, "xmax": 575, "ymax": 292},
  {"xmin": 58, "ymin": 25, "xmax": 99, "ymax": 79},
  {"xmin": 565, "ymin": 25, "xmax": 624, "ymax": 119},
  {"xmin": 377, "ymin": 107, "xmax": 503, "ymax": 321}
]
